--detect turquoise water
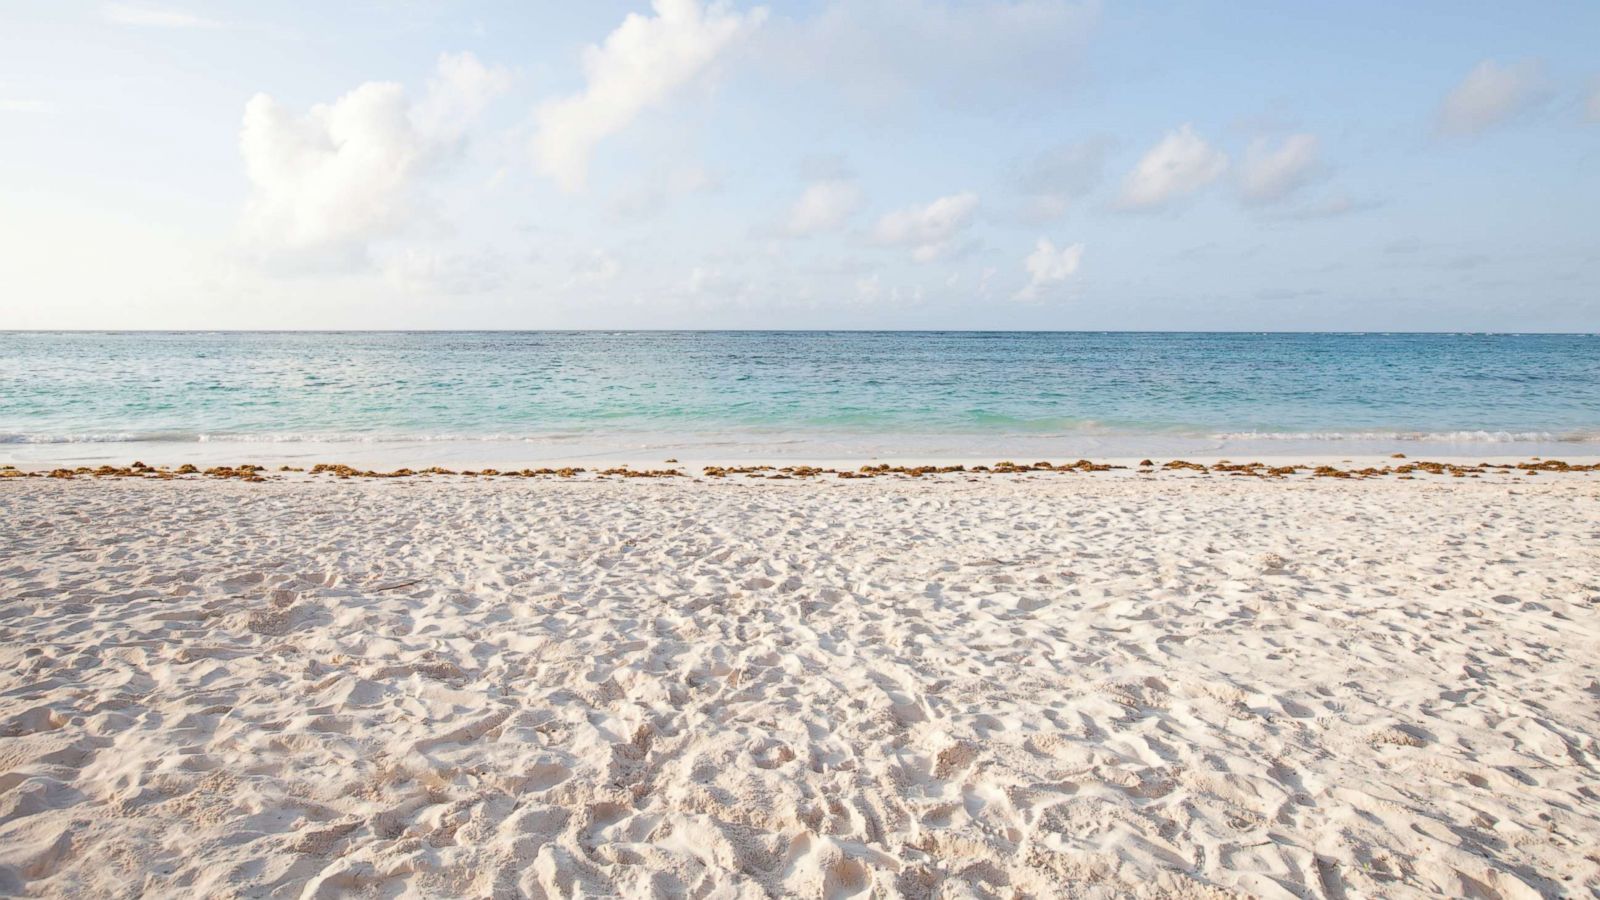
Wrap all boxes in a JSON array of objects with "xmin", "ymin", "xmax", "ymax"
[{"xmin": 1, "ymin": 331, "xmax": 1597, "ymax": 461}]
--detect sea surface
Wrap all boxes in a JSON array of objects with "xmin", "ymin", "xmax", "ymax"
[{"xmin": 2, "ymin": 331, "xmax": 1597, "ymax": 465}]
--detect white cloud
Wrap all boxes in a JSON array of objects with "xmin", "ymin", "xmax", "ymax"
[
  {"xmin": 1437, "ymin": 59, "xmax": 1547, "ymax": 135},
  {"xmin": 1587, "ymin": 79, "xmax": 1600, "ymax": 123},
  {"xmin": 239, "ymin": 53, "xmax": 507, "ymax": 264},
  {"xmin": 413, "ymin": 52, "xmax": 513, "ymax": 141},
  {"xmin": 240, "ymin": 83, "xmax": 424, "ymax": 263},
  {"xmin": 1117, "ymin": 125, "xmax": 1227, "ymax": 211},
  {"xmin": 0, "ymin": 99, "xmax": 53, "ymax": 113},
  {"xmin": 102, "ymin": 4, "xmax": 222, "ymax": 28},
  {"xmin": 1237, "ymin": 133, "xmax": 1320, "ymax": 205},
  {"xmin": 532, "ymin": 0, "xmax": 766, "ymax": 191},
  {"xmin": 873, "ymin": 191, "xmax": 979, "ymax": 261},
  {"xmin": 784, "ymin": 178, "xmax": 862, "ymax": 236},
  {"xmin": 1015, "ymin": 237, "xmax": 1083, "ymax": 301}
]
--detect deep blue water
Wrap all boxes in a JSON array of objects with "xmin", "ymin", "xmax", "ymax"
[{"xmin": 1, "ymin": 332, "xmax": 1597, "ymax": 452}]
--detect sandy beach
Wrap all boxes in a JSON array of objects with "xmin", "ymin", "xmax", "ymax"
[
  {"xmin": 10, "ymin": 0, "xmax": 1600, "ymax": 894},
  {"xmin": 2, "ymin": 467, "xmax": 1598, "ymax": 898}
]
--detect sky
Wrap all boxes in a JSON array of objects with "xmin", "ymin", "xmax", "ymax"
[{"xmin": 1, "ymin": 0, "xmax": 1597, "ymax": 330}]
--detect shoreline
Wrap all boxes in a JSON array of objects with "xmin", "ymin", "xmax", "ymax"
[
  {"xmin": 5, "ymin": 455, "xmax": 1599, "ymax": 484},
  {"xmin": 3, "ymin": 432, "xmax": 1599, "ymax": 471}
]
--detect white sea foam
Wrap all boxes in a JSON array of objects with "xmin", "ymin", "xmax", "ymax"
[
  {"xmin": 1210, "ymin": 430, "xmax": 1600, "ymax": 443},
  {"xmin": 6, "ymin": 427, "xmax": 1600, "ymax": 447},
  {"xmin": 1, "ymin": 432, "xmax": 595, "ymax": 445}
]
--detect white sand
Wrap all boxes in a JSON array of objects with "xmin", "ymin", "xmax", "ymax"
[{"xmin": 2, "ymin": 473, "xmax": 1598, "ymax": 898}]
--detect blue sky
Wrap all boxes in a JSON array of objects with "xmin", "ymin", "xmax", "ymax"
[{"xmin": 2, "ymin": 0, "xmax": 1597, "ymax": 329}]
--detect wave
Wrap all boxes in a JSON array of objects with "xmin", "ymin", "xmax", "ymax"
[
  {"xmin": 1, "ymin": 432, "xmax": 154, "ymax": 444},
  {"xmin": 6, "ymin": 428, "xmax": 1600, "ymax": 446},
  {"xmin": 1210, "ymin": 430, "xmax": 1600, "ymax": 443},
  {"xmin": 0, "ymin": 432, "xmax": 591, "ymax": 445}
]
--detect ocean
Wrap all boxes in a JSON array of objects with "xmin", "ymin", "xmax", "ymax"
[{"xmin": 2, "ymin": 331, "xmax": 1597, "ymax": 465}]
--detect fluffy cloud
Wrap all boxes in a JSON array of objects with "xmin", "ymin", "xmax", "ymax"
[
  {"xmin": 783, "ymin": 178, "xmax": 862, "ymax": 236},
  {"xmin": 1236, "ymin": 133, "xmax": 1321, "ymax": 205},
  {"xmin": 873, "ymin": 191, "xmax": 979, "ymax": 261},
  {"xmin": 239, "ymin": 53, "xmax": 508, "ymax": 263},
  {"xmin": 102, "ymin": 4, "xmax": 223, "ymax": 28},
  {"xmin": 1117, "ymin": 125, "xmax": 1227, "ymax": 211},
  {"xmin": 413, "ymin": 51, "xmax": 513, "ymax": 141},
  {"xmin": 1437, "ymin": 59, "xmax": 1547, "ymax": 135},
  {"xmin": 240, "ymin": 83, "xmax": 424, "ymax": 262},
  {"xmin": 1015, "ymin": 237, "xmax": 1083, "ymax": 301},
  {"xmin": 532, "ymin": 0, "xmax": 766, "ymax": 191}
]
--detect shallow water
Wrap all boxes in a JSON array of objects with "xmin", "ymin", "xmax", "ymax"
[{"xmin": 3, "ymin": 331, "xmax": 1597, "ymax": 462}]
